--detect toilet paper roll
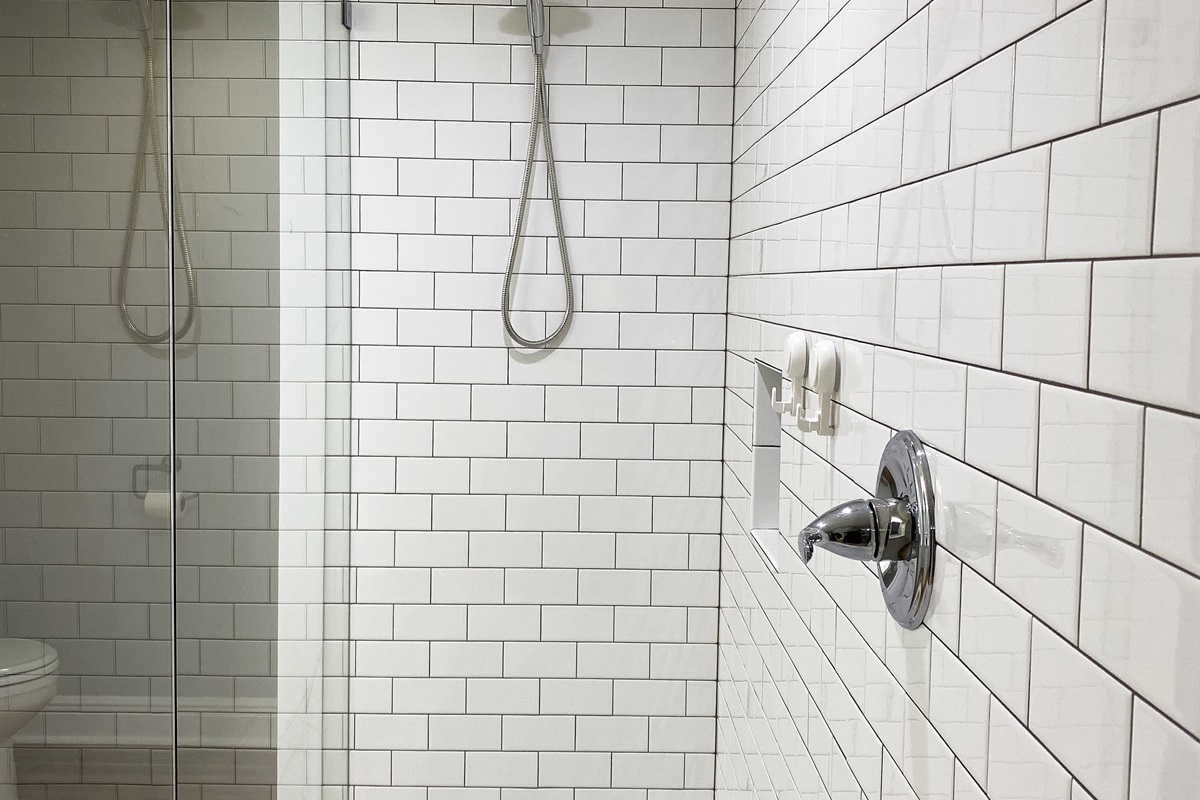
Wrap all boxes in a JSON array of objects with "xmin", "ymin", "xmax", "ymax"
[{"xmin": 143, "ymin": 492, "xmax": 176, "ymax": 520}]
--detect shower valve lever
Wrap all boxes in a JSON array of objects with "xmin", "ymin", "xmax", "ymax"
[{"xmin": 799, "ymin": 497, "xmax": 913, "ymax": 564}]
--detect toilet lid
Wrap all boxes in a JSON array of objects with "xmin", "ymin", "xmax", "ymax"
[{"xmin": 0, "ymin": 638, "xmax": 59, "ymax": 687}]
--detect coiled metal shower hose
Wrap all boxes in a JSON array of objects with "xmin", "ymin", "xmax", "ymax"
[
  {"xmin": 501, "ymin": 51, "xmax": 574, "ymax": 349},
  {"xmin": 117, "ymin": 22, "xmax": 198, "ymax": 344}
]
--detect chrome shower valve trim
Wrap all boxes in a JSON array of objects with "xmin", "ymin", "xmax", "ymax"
[{"xmin": 798, "ymin": 430, "xmax": 936, "ymax": 629}]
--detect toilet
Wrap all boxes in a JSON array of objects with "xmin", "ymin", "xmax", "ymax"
[{"xmin": 0, "ymin": 639, "xmax": 58, "ymax": 800}]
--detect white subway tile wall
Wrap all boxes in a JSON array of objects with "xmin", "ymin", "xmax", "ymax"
[
  {"xmin": 346, "ymin": 0, "xmax": 733, "ymax": 793},
  {"xmin": 2, "ymin": 0, "xmax": 1197, "ymax": 796},
  {"xmin": 721, "ymin": 5, "xmax": 1199, "ymax": 800}
]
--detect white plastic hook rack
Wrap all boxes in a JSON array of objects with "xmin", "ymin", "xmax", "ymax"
[
  {"xmin": 775, "ymin": 331, "xmax": 838, "ymax": 436},
  {"xmin": 797, "ymin": 338, "xmax": 837, "ymax": 435},
  {"xmin": 770, "ymin": 331, "xmax": 809, "ymax": 416}
]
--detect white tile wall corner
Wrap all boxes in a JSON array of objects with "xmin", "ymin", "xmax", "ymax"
[
  {"xmin": 721, "ymin": 3, "xmax": 1199, "ymax": 800},
  {"xmin": 346, "ymin": 0, "xmax": 732, "ymax": 793}
]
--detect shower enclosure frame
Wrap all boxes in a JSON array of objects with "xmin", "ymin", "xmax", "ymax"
[{"xmin": 0, "ymin": 0, "xmax": 351, "ymax": 795}]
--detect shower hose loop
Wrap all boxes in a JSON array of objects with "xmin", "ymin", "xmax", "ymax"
[
  {"xmin": 117, "ymin": 22, "xmax": 198, "ymax": 345},
  {"xmin": 501, "ymin": 51, "xmax": 574, "ymax": 349}
]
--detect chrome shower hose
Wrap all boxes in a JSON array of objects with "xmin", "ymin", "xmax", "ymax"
[
  {"xmin": 117, "ymin": 22, "xmax": 197, "ymax": 344},
  {"xmin": 501, "ymin": 51, "xmax": 574, "ymax": 349}
]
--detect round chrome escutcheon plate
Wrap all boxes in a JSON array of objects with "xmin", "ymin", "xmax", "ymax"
[{"xmin": 875, "ymin": 430, "xmax": 936, "ymax": 629}]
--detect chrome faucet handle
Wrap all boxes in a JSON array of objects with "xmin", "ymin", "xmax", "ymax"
[
  {"xmin": 798, "ymin": 497, "xmax": 912, "ymax": 564},
  {"xmin": 795, "ymin": 431, "xmax": 936, "ymax": 629}
]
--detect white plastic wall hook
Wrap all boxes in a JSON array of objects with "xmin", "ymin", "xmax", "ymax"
[
  {"xmin": 769, "ymin": 382, "xmax": 795, "ymax": 414},
  {"xmin": 783, "ymin": 332, "xmax": 809, "ymax": 381},
  {"xmin": 801, "ymin": 340, "xmax": 840, "ymax": 438},
  {"xmin": 780, "ymin": 332, "xmax": 809, "ymax": 419},
  {"xmin": 796, "ymin": 338, "xmax": 838, "ymax": 435}
]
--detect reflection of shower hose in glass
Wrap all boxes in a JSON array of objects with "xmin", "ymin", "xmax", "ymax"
[
  {"xmin": 500, "ymin": 50, "xmax": 573, "ymax": 349},
  {"xmin": 117, "ymin": 19, "xmax": 197, "ymax": 344}
]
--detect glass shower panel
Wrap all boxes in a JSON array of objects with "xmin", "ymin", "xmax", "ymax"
[
  {"xmin": 168, "ymin": 0, "xmax": 349, "ymax": 795},
  {"xmin": 4, "ymin": 0, "xmax": 350, "ymax": 796},
  {"xmin": 1, "ymin": 0, "xmax": 176, "ymax": 794},
  {"xmin": 167, "ymin": 0, "xmax": 280, "ymax": 789},
  {"xmin": 2, "ymin": 0, "xmax": 347, "ymax": 796}
]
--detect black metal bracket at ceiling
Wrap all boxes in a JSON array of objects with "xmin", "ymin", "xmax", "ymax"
[{"xmin": 342, "ymin": 0, "xmax": 352, "ymax": 29}]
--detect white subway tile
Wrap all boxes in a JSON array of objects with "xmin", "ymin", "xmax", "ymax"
[
  {"xmin": 1011, "ymin": 0, "xmax": 1102, "ymax": 148},
  {"xmin": 955, "ymin": 761, "xmax": 987, "ymax": 800},
  {"xmin": 879, "ymin": 183, "xmax": 922, "ymax": 267},
  {"xmin": 395, "ymin": 4, "xmax": 473, "ymax": 44},
  {"xmin": 884, "ymin": 10, "xmax": 929, "ymax": 110},
  {"xmin": 1154, "ymin": 99, "xmax": 1200, "ymax": 255},
  {"xmin": 1001, "ymin": 261, "xmax": 1090, "ymax": 386},
  {"xmin": 542, "ymin": 678, "xmax": 613, "ymax": 715},
  {"xmin": 578, "ymin": 714, "xmax": 649, "ymax": 751},
  {"xmin": 1102, "ymin": 0, "xmax": 1200, "ymax": 120},
  {"xmin": 1038, "ymin": 385, "xmax": 1143, "ymax": 542},
  {"xmin": 919, "ymin": 167, "xmax": 976, "ymax": 266},
  {"xmin": 1046, "ymin": 115, "xmax": 1157, "ymax": 259},
  {"xmin": 972, "ymin": 146, "xmax": 1049, "ymax": 263},
  {"xmin": 627, "ymin": 9, "xmax": 701, "ymax": 47},
  {"xmin": 959, "ymin": 568, "xmax": 1033, "ymax": 719},
  {"xmin": 932, "ymin": 451, "xmax": 998, "ymax": 579},
  {"xmin": 965, "ymin": 368, "xmax": 1039, "ymax": 491},
  {"xmin": 624, "ymin": 86, "xmax": 699, "ymax": 125},
  {"xmin": 1090, "ymin": 257, "xmax": 1200, "ymax": 415},
  {"xmin": 359, "ymin": 42, "xmax": 435, "ymax": 81},
  {"xmin": 987, "ymin": 696, "xmax": 1072, "ymax": 800},
  {"xmin": 389, "ymin": 751, "xmax": 465, "ymax": 787},
  {"xmin": 663, "ymin": 48, "xmax": 734, "ymax": 87},
  {"xmin": 546, "ymin": 7, "xmax": 625, "ymax": 46},
  {"xmin": 901, "ymin": 84, "xmax": 952, "ymax": 182},
  {"xmin": 1028, "ymin": 622, "xmax": 1132, "ymax": 800},
  {"xmin": 1141, "ymin": 409, "xmax": 1200, "ymax": 574},
  {"xmin": 587, "ymin": 47, "xmax": 663, "ymax": 87},
  {"xmin": 873, "ymin": 351, "xmax": 968, "ymax": 457},
  {"xmin": 894, "ymin": 267, "xmax": 942, "ymax": 353},
  {"xmin": 431, "ymin": 714, "xmax": 499, "ymax": 750},
  {"xmin": 980, "ymin": 0, "xmax": 1055, "ymax": 55},
  {"xmin": 929, "ymin": 635, "xmax": 991, "ymax": 784},
  {"xmin": 355, "ymin": 714, "xmax": 428, "ymax": 750},
  {"xmin": 538, "ymin": 751, "xmax": 611, "ymax": 788},
  {"xmin": 940, "ymin": 265, "xmax": 1003, "ymax": 367},
  {"xmin": 928, "ymin": 0, "xmax": 984, "ymax": 86},
  {"xmin": 996, "ymin": 486, "xmax": 1082, "ymax": 641},
  {"xmin": 1080, "ymin": 527, "xmax": 1200, "ymax": 737},
  {"xmin": 1129, "ymin": 699, "xmax": 1200, "ymax": 800},
  {"xmin": 467, "ymin": 677, "xmax": 541, "ymax": 715}
]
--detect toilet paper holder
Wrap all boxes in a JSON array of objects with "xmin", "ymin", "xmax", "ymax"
[{"xmin": 132, "ymin": 456, "xmax": 198, "ymax": 513}]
